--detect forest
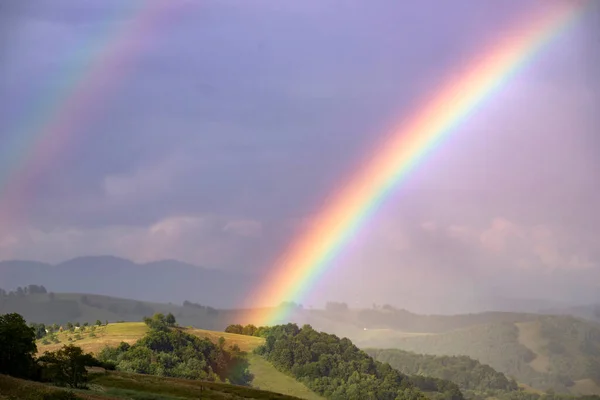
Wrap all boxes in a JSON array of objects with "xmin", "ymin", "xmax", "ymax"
[
  {"xmin": 365, "ymin": 348, "xmax": 518, "ymax": 392},
  {"xmin": 254, "ymin": 323, "xmax": 461, "ymax": 400}
]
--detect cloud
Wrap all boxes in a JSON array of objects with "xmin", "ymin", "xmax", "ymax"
[
  {"xmin": 0, "ymin": 215, "xmax": 268, "ymax": 269},
  {"xmin": 478, "ymin": 218, "xmax": 596, "ymax": 271},
  {"xmin": 0, "ymin": 0, "xmax": 599, "ymax": 310}
]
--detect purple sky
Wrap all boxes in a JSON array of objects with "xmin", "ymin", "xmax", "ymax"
[{"xmin": 0, "ymin": 0, "xmax": 599, "ymax": 311}]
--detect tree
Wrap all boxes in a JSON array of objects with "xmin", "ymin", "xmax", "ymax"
[
  {"xmin": 144, "ymin": 313, "xmax": 169, "ymax": 331},
  {"xmin": 166, "ymin": 312, "xmax": 176, "ymax": 326},
  {"xmin": 30, "ymin": 322, "xmax": 47, "ymax": 339},
  {"xmin": 325, "ymin": 301, "xmax": 349, "ymax": 313},
  {"xmin": 27, "ymin": 284, "xmax": 47, "ymax": 294},
  {"xmin": 242, "ymin": 324, "xmax": 258, "ymax": 336},
  {"xmin": 0, "ymin": 313, "xmax": 37, "ymax": 378},
  {"xmin": 96, "ymin": 320, "xmax": 102, "ymax": 326},
  {"xmin": 225, "ymin": 324, "xmax": 243, "ymax": 334},
  {"xmin": 39, "ymin": 345, "xmax": 96, "ymax": 388}
]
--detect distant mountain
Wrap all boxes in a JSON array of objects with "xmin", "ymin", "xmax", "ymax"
[{"xmin": 0, "ymin": 256, "xmax": 259, "ymax": 308}]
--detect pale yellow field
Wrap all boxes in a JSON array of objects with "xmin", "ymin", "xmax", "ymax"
[
  {"xmin": 185, "ymin": 327, "xmax": 265, "ymax": 352},
  {"xmin": 37, "ymin": 322, "xmax": 149, "ymax": 356}
]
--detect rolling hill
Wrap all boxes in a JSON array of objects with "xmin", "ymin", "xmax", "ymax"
[
  {"xmin": 5, "ymin": 291, "xmax": 600, "ymax": 396},
  {"xmin": 0, "ymin": 256, "xmax": 259, "ymax": 308},
  {"xmin": 0, "ymin": 372, "xmax": 305, "ymax": 400},
  {"xmin": 352, "ymin": 316, "xmax": 600, "ymax": 395},
  {"xmin": 36, "ymin": 322, "xmax": 323, "ymax": 400},
  {"xmin": 0, "ymin": 291, "xmax": 282, "ymax": 330},
  {"xmin": 364, "ymin": 348, "xmax": 519, "ymax": 393}
]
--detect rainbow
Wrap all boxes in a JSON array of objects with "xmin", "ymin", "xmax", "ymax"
[
  {"xmin": 0, "ymin": 1, "xmax": 183, "ymax": 238},
  {"xmin": 246, "ymin": 1, "xmax": 592, "ymax": 326}
]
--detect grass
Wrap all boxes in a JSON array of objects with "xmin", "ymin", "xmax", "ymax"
[
  {"xmin": 247, "ymin": 354, "xmax": 324, "ymax": 400},
  {"xmin": 37, "ymin": 323, "xmax": 149, "ymax": 356},
  {"xmin": 185, "ymin": 327, "xmax": 265, "ymax": 352},
  {"xmin": 0, "ymin": 374, "xmax": 117, "ymax": 399},
  {"xmin": 88, "ymin": 371, "xmax": 302, "ymax": 399},
  {"xmin": 0, "ymin": 371, "xmax": 303, "ymax": 400},
  {"xmin": 37, "ymin": 322, "xmax": 321, "ymax": 399}
]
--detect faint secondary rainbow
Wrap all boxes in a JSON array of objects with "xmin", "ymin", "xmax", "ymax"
[
  {"xmin": 0, "ymin": 1, "xmax": 183, "ymax": 236},
  {"xmin": 246, "ymin": 1, "xmax": 592, "ymax": 326}
]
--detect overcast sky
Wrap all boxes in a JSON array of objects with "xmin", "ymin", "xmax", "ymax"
[{"xmin": 1, "ymin": 0, "xmax": 599, "ymax": 310}]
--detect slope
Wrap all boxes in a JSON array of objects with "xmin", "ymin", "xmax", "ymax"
[
  {"xmin": 356, "ymin": 316, "xmax": 600, "ymax": 395},
  {"xmin": 364, "ymin": 348, "xmax": 518, "ymax": 393},
  {"xmin": 0, "ymin": 256, "xmax": 258, "ymax": 307},
  {"xmin": 37, "ymin": 322, "xmax": 323, "ymax": 400},
  {"xmin": 0, "ymin": 371, "xmax": 303, "ymax": 400}
]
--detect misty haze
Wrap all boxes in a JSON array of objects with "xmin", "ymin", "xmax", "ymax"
[{"xmin": 1, "ymin": 1, "xmax": 599, "ymax": 400}]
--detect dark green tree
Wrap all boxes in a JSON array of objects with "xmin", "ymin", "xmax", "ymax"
[
  {"xmin": 0, "ymin": 313, "xmax": 37, "ymax": 378},
  {"xmin": 30, "ymin": 322, "xmax": 47, "ymax": 339},
  {"xmin": 165, "ymin": 312, "xmax": 176, "ymax": 326},
  {"xmin": 39, "ymin": 344, "xmax": 96, "ymax": 388}
]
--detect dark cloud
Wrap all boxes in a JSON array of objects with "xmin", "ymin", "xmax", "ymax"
[{"xmin": 0, "ymin": 0, "xmax": 598, "ymax": 308}]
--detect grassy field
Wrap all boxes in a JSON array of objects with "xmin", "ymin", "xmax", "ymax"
[
  {"xmin": 37, "ymin": 322, "xmax": 149, "ymax": 355},
  {"xmin": 247, "ymin": 354, "xmax": 324, "ymax": 400},
  {"xmin": 0, "ymin": 371, "xmax": 304, "ymax": 400},
  {"xmin": 36, "ymin": 322, "xmax": 321, "ymax": 400},
  {"xmin": 185, "ymin": 327, "xmax": 265, "ymax": 352}
]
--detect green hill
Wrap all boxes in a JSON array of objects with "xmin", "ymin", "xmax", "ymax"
[
  {"xmin": 364, "ymin": 348, "xmax": 518, "ymax": 393},
  {"xmin": 0, "ymin": 371, "xmax": 304, "ymax": 400},
  {"xmin": 7, "ymin": 293, "xmax": 600, "ymax": 396},
  {"xmin": 0, "ymin": 292, "xmax": 223, "ymax": 329},
  {"xmin": 37, "ymin": 322, "xmax": 323, "ymax": 400},
  {"xmin": 355, "ymin": 316, "xmax": 600, "ymax": 395}
]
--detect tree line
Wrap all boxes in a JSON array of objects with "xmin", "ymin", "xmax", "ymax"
[
  {"xmin": 225, "ymin": 323, "xmax": 271, "ymax": 337},
  {"xmin": 0, "ymin": 284, "xmax": 48, "ymax": 297},
  {"xmin": 254, "ymin": 323, "xmax": 453, "ymax": 400}
]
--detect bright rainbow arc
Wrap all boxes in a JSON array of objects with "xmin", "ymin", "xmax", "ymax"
[
  {"xmin": 0, "ymin": 1, "xmax": 181, "ymax": 236},
  {"xmin": 247, "ymin": 1, "xmax": 591, "ymax": 326}
]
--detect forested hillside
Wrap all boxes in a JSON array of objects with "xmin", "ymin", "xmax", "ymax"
[
  {"xmin": 254, "ymin": 323, "xmax": 462, "ymax": 400},
  {"xmin": 365, "ymin": 349, "xmax": 518, "ymax": 393},
  {"xmin": 360, "ymin": 318, "xmax": 600, "ymax": 395}
]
